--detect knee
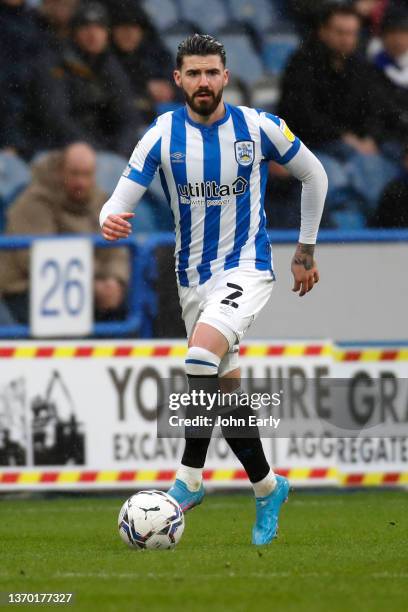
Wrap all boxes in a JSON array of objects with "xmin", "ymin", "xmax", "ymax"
[
  {"xmin": 218, "ymin": 348, "xmax": 239, "ymax": 378},
  {"xmin": 185, "ymin": 346, "xmax": 221, "ymax": 377}
]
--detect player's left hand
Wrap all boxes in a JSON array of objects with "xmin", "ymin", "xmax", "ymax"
[{"xmin": 291, "ymin": 243, "xmax": 319, "ymax": 297}]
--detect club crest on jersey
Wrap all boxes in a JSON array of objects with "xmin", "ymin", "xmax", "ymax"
[{"xmin": 234, "ymin": 140, "xmax": 254, "ymax": 167}]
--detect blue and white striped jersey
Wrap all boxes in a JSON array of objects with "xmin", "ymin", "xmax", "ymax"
[{"xmin": 124, "ymin": 104, "xmax": 301, "ymax": 287}]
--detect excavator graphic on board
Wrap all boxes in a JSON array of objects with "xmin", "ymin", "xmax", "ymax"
[{"xmin": 31, "ymin": 370, "xmax": 85, "ymax": 465}]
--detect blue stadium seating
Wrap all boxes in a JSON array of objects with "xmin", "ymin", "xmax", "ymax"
[
  {"xmin": 228, "ymin": 0, "xmax": 279, "ymax": 33},
  {"xmin": 0, "ymin": 153, "xmax": 31, "ymax": 203},
  {"xmin": 0, "ymin": 153, "xmax": 31, "ymax": 232},
  {"xmin": 178, "ymin": 0, "xmax": 229, "ymax": 33},
  {"xmin": 262, "ymin": 33, "xmax": 299, "ymax": 75},
  {"xmin": 141, "ymin": 0, "xmax": 179, "ymax": 32},
  {"xmin": 96, "ymin": 151, "xmax": 127, "ymax": 196},
  {"xmin": 163, "ymin": 32, "xmax": 189, "ymax": 58},
  {"xmin": 221, "ymin": 34, "xmax": 265, "ymax": 85}
]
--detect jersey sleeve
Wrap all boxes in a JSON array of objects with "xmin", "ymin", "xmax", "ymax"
[
  {"xmin": 258, "ymin": 112, "xmax": 301, "ymax": 164},
  {"xmin": 123, "ymin": 120, "xmax": 162, "ymax": 187}
]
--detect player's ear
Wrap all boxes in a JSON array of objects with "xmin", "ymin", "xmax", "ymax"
[
  {"xmin": 223, "ymin": 68, "xmax": 229, "ymax": 86},
  {"xmin": 173, "ymin": 69, "xmax": 182, "ymax": 88}
]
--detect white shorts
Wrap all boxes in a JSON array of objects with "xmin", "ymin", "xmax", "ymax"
[{"xmin": 178, "ymin": 267, "xmax": 274, "ymax": 374}]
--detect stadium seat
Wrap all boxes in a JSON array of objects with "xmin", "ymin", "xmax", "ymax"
[
  {"xmin": 141, "ymin": 0, "xmax": 179, "ymax": 32},
  {"xmin": 96, "ymin": 152, "xmax": 127, "ymax": 196},
  {"xmin": 221, "ymin": 34, "xmax": 265, "ymax": 86},
  {"xmin": 0, "ymin": 153, "xmax": 31, "ymax": 203},
  {"xmin": 251, "ymin": 76, "xmax": 281, "ymax": 112},
  {"xmin": 228, "ymin": 0, "xmax": 280, "ymax": 33},
  {"xmin": 178, "ymin": 0, "xmax": 229, "ymax": 33},
  {"xmin": 0, "ymin": 153, "xmax": 31, "ymax": 231},
  {"xmin": 163, "ymin": 31, "xmax": 193, "ymax": 58},
  {"xmin": 262, "ymin": 33, "xmax": 299, "ymax": 75}
]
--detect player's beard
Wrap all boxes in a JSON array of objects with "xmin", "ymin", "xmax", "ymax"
[{"xmin": 184, "ymin": 87, "xmax": 223, "ymax": 117}]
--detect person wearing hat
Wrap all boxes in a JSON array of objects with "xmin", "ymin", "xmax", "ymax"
[
  {"xmin": 26, "ymin": 1, "xmax": 142, "ymax": 156},
  {"xmin": 111, "ymin": 1, "xmax": 176, "ymax": 122},
  {"xmin": 35, "ymin": 0, "xmax": 80, "ymax": 60}
]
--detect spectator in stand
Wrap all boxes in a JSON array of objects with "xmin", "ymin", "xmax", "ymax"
[
  {"xmin": 279, "ymin": 2, "xmax": 398, "ymax": 226},
  {"xmin": 288, "ymin": 0, "xmax": 330, "ymax": 34},
  {"xmin": 35, "ymin": 0, "xmax": 79, "ymax": 59},
  {"xmin": 27, "ymin": 2, "xmax": 141, "ymax": 156},
  {"xmin": 371, "ymin": 145, "xmax": 408, "ymax": 226},
  {"xmin": 0, "ymin": 0, "xmax": 42, "ymax": 155},
  {"xmin": 111, "ymin": 2, "xmax": 176, "ymax": 123},
  {"xmin": 0, "ymin": 143, "xmax": 129, "ymax": 325},
  {"xmin": 352, "ymin": 0, "xmax": 385, "ymax": 50},
  {"xmin": 372, "ymin": 9, "xmax": 408, "ymax": 142}
]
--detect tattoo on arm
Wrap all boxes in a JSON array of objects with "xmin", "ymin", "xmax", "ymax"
[{"xmin": 293, "ymin": 243, "xmax": 315, "ymax": 270}]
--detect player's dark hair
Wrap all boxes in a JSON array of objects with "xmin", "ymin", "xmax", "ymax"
[
  {"xmin": 318, "ymin": 2, "xmax": 360, "ymax": 27},
  {"xmin": 176, "ymin": 34, "xmax": 226, "ymax": 68}
]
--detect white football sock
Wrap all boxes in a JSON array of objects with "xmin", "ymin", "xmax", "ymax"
[
  {"xmin": 176, "ymin": 465, "xmax": 203, "ymax": 492},
  {"xmin": 252, "ymin": 469, "xmax": 277, "ymax": 498}
]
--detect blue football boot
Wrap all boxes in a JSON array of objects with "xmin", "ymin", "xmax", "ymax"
[
  {"xmin": 252, "ymin": 475, "xmax": 290, "ymax": 545},
  {"xmin": 167, "ymin": 479, "xmax": 205, "ymax": 512}
]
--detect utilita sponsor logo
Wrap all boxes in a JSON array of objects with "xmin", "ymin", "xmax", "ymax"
[{"xmin": 177, "ymin": 177, "xmax": 248, "ymax": 202}]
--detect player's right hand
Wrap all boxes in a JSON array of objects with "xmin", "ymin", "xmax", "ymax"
[{"xmin": 102, "ymin": 213, "xmax": 134, "ymax": 241}]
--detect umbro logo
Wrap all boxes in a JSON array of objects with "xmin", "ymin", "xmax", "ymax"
[{"xmin": 171, "ymin": 151, "xmax": 185, "ymax": 163}]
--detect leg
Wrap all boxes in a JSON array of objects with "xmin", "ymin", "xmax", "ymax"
[
  {"xmin": 168, "ymin": 323, "xmax": 228, "ymax": 510},
  {"xmin": 218, "ymin": 363, "xmax": 275, "ymax": 497},
  {"xmin": 219, "ymin": 364, "xmax": 289, "ymax": 545},
  {"xmin": 179, "ymin": 322, "xmax": 228, "ymax": 469},
  {"xmin": 172, "ymin": 268, "xmax": 276, "ymax": 503},
  {"xmin": 170, "ymin": 268, "xmax": 290, "ymax": 539}
]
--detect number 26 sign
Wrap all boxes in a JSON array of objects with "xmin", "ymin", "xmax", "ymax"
[{"xmin": 30, "ymin": 238, "xmax": 93, "ymax": 337}]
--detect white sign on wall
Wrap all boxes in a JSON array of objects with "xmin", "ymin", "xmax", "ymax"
[
  {"xmin": 0, "ymin": 341, "xmax": 407, "ymax": 490},
  {"xmin": 30, "ymin": 238, "xmax": 93, "ymax": 337}
]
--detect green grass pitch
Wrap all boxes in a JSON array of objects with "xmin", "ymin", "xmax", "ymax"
[{"xmin": 0, "ymin": 490, "xmax": 407, "ymax": 611}]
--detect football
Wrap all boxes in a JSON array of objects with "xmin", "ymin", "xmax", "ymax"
[{"xmin": 118, "ymin": 490, "xmax": 184, "ymax": 550}]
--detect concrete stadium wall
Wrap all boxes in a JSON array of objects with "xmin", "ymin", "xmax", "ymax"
[{"xmin": 248, "ymin": 242, "xmax": 408, "ymax": 342}]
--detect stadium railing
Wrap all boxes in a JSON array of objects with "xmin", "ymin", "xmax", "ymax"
[
  {"xmin": 0, "ymin": 229, "xmax": 407, "ymax": 339},
  {"xmin": 0, "ymin": 235, "xmax": 141, "ymax": 339}
]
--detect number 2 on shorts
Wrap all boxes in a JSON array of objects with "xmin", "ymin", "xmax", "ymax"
[{"xmin": 220, "ymin": 283, "xmax": 243, "ymax": 309}]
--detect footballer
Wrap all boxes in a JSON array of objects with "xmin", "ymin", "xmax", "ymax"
[{"xmin": 100, "ymin": 34, "xmax": 328, "ymax": 545}]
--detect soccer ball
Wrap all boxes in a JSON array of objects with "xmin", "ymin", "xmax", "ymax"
[{"xmin": 118, "ymin": 490, "xmax": 184, "ymax": 550}]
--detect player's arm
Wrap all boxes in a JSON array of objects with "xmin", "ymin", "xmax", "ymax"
[
  {"xmin": 259, "ymin": 113, "xmax": 328, "ymax": 296},
  {"xmin": 100, "ymin": 178, "xmax": 145, "ymax": 241},
  {"xmin": 285, "ymin": 144, "xmax": 327, "ymax": 296},
  {"xmin": 99, "ymin": 122, "xmax": 162, "ymax": 241}
]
